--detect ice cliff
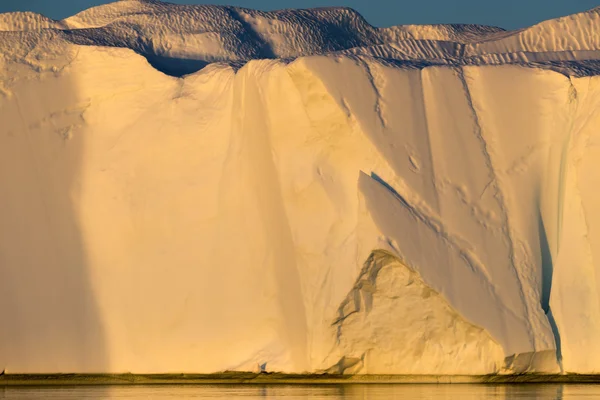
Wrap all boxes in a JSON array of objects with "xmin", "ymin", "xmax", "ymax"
[{"xmin": 1, "ymin": 0, "xmax": 600, "ymax": 375}]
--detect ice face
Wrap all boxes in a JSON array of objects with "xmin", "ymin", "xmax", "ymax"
[{"xmin": 1, "ymin": 0, "xmax": 600, "ymax": 374}]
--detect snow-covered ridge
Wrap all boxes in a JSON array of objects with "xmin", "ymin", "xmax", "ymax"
[{"xmin": 1, "ymin": 0, "xmax": 599, "ymax": 76}]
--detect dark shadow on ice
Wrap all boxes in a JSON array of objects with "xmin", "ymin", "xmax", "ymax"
[
  {"xmin": 547, "ymin": 310, "xmax": 563, "ymax": 367},
  {"xmin": 62, "ymin": 28, "xmax": 212, "ymax": 78},
  {"xmin": 142, "ymin": 54, "xmax": 210, "ymax": 77},
  {"xmin": 370, "ymin": 172, "xmax": 402, "ymax": 199},
  {"xmin": 538, "ymin": 213, "xmax": 562, "ymax": 365},
  {"xmin": 0, "ymin": 49, "xmax": 107, "ymax": 374},
  {"xmin": 539, "ymin": 216, "xmax": 553, "ymax": 314}
]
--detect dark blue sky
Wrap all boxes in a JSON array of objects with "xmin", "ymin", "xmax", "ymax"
[{"xmin": 1, "ymin": 0, "xmax": 598, "ymax": 29}]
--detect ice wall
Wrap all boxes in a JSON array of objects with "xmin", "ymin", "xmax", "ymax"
[{"xmin": 1, "ymin": 1, "xmax": 600, "ymax": 374}]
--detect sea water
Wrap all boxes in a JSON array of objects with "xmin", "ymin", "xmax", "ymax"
[{"xmin": 1, "ymin": 384, "xmax": 599, "ymax": 399}]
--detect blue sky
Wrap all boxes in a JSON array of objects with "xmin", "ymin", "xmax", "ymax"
[{"xmin": 1, "ymin": 0, "xmax": 598, "ymax": 29}]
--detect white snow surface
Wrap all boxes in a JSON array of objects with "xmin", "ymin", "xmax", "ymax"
[{"xmin": 1, "ymin": 0, "xmax": 600, "ymax": 374}]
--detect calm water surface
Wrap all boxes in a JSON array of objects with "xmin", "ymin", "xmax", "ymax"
[{"xmin": 1, "ymin": 384, "xmax": 600, "ymax": 399}]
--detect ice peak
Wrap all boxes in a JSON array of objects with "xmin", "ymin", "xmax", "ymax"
[{"xmin": 0, "ymin": 0, "xmax": 599, "ymax": 77}]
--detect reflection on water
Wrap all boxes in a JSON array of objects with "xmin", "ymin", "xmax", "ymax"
[{"xmin": 1, "ymin": 384, "xmax": 599, "ymax": 399}]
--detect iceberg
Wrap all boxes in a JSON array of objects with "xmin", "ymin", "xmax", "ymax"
[{"xmin": 1, "ymin": 0, "xmax": 600, "ymax": 374}]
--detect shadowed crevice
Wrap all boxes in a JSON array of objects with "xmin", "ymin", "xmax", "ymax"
[
  {"xmin": 539, "ymin": 214, "xmax": 563, "ymax": 367},
  {"xmin": 539, "ymin": 215, "xmax": 553, "ymax": 314}
]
